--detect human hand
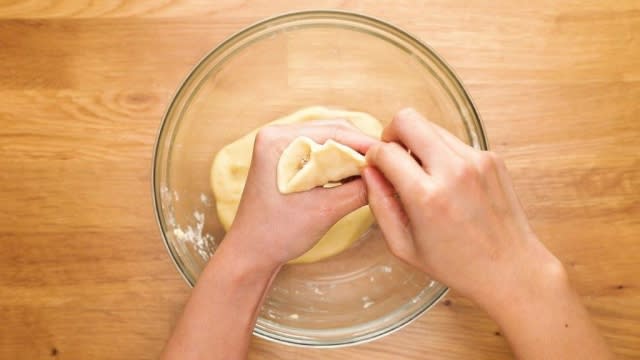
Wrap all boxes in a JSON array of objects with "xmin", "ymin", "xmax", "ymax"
[
  {"xmin": 226, "ymin": 121, "xmax": 377, "ymax": 269},
  {"xmin": 363, "ymin": 108, "xmax": 563, "ymax": 309}
]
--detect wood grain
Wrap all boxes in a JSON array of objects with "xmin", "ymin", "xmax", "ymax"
[{"xmin": 1, "ymin": 0, "xmax": 639, "ymax": 359}]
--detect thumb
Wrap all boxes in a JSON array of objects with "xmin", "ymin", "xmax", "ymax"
[
  {"xmin": 312, "ymin": 178, "xmax": 368, "ymax": 223},
  {"xmin": 362, "ymin": 167, "xmax": 415, "ymax": 260}
]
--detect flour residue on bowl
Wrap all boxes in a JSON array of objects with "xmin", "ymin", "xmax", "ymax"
[
  {"xmin": 161, "ymin": 186, "xmax": 216, "ymax": 261},
  {"xmin": 361, "ymin": 296, "xmax": 375, "ymax": 309},
  {"xmin": 173, "ymin": 210, "xmax": 215, "ymax": 260}
]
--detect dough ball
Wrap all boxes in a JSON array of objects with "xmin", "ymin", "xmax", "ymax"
[{"xmin": 210, "ymin": 106, "xmax": 382, "ymax": 264}]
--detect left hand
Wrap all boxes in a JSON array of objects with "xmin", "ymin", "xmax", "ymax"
[{"xmin": 225, "ymin": 121, "xmax": 378, "ymax": 268}]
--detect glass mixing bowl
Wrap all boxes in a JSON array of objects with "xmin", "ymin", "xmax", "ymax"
[{"xmin": 152, "ymin": 10, "xmax": 487, "ymax": 347}]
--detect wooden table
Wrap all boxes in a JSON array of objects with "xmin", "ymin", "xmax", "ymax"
[{"xmin": 1, "ymin": 1, "xmax": 638, "ymax": 359}]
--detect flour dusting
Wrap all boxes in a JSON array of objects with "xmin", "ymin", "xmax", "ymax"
[
  {"xmin": 161, "ymin": 187, "xmax": 216, "ymax": 261},
  {"xmin": 172, "ymin": 210, "xmax": 215, "ymax": 260}
]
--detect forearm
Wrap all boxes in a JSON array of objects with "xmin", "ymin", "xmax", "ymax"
[
  {"xmin": 162, "ymin": 237, "xmax": 280, "ymax": 360},
  {"xmin": 482, "ymin": 259, "xmax": 613, "ymax": 360}
]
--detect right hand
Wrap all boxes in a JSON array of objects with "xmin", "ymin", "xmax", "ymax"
[{"xmin": 363, "ymin": 108, "xmax": 564, "ymax": 309}]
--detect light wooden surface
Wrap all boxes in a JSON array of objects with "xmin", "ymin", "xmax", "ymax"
[{"xmin": 1, "ymin": 1, "xmax": 639, "ymax": 359}]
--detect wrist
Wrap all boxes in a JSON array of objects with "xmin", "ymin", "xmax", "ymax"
[
  {"xmin": 225, "ymin": 224, "xmax": 293, "ymax": 268},
  {"xmin": 171, "ymin": 231, "xmax": 282, "ymax": 360},
  {"xmin": 479, "ymin": 251, "xmax": 570, "ymax": 325},
  {"xmin": 205, "ymin": 233, "xmax": 283, "ymax": 287}
]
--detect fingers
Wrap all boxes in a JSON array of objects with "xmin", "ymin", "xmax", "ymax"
[
  {"xmin": 256, "ymin": 121, "xmax": 379, "ymax": 169},
  {"xmin": 429, "ymin": 121, "xmax": 477, "ymax": 159},
  {"xmin": 310, "ymin": 178, "xmax": 368, "ymax": 222},
  {"xmin": 382, "ymin": 108, "xmax": 457, "ymax": 172},
  {"xmin": 362, "ymin": 167, "xmax": 416, "ymax": 259},
  {"xmin": 366, "ymin": 141, "xmax": 429, "ymax": 201},
  {"xmin": 302, "ymin": 122, "xmax": 379, "ymax": 154}
]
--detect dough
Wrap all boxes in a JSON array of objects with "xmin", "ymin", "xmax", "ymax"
[
  {"xmin": 210, "ymin": 106, "xmax": 382, "ymax": 264},
  {"xmin": 277, "ymin": 136, "xmax": 366, "ymax": 194}
]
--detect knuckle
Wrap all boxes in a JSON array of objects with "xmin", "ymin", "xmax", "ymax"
[
  {"xmin": 391, "ymin": 249, "xmax": 408, "ymax": 262},
  {"xmin": 255, "ymin": 126, "xmax": 278, "ymax": 145},
  {"xmin": 416, "ymin": 184, "xmax": 444, "ymax": 212},
  {"xmin": 387, "ymin": 241, "xmax": 410, "ymax": 261},
  {"xmin": 377, "ymin": 142, "xmax": 399, "ymax": 162},
  {"xmin": 476, "ymin": 151, "xmax": 500, "ymax": 174},
  {"xmin": 391, "ymin": 108, "xmax": 417, "ymax": 130},
  {"xmin": 394, "ymin": 107, "xmax": 420, "ymax": 123},
  {"xmin": 407, "ymin": 176, "xmax": 429, "ymax": 198},
  {"xmin": 431, "ymin": 188, "xmax": 449, "ymax": 212},
  {"xmin": 453, "ymin": 159, "xmax": 479, "ymax": 184},
  {"xmin": 489, "ymin": 151, "xmax": 506, "ymax": 169},
  {"xmin": 393, "ymin": 107, "xmax": 429, "ymax": 132}
]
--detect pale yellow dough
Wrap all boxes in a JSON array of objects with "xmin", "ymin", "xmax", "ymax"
[
  {"xmin": 210, "ymin": 106, "xmax": 382, "ymax": 264},
  {"xmin": 277, "ymin": 136, "xmax": 366, "ymax": 194}
]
